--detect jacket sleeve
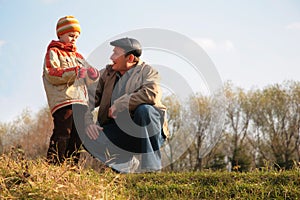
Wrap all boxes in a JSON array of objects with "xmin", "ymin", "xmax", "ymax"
[
  {"xmin": 43, "ymin": 48, "xmax": 79, "ymax": 85},
  {"xmin": 113, "ymin": 65, "xmax": 161, "ymax": 113}
]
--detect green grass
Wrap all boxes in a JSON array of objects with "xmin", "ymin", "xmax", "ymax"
[
  {"xmin": 124, "ymin": 171, "xmax": 300, "ymax": 199},
  {"xmin": 1, "ymin": 153, "xmax": 300, "ymax": 200}
]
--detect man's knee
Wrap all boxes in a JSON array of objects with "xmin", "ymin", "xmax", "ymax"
[
  {"xmin": 134, "ymin": 104, "xmax": 152, "ymax": 118},
  {"xmin": 133, "ymin": 104, "xmax": 160, "ymax": 126}
]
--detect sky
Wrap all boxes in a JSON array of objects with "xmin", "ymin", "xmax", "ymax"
[{"xmin": 0, "ymin": 0, "xmax": 299, "ymax": 123}]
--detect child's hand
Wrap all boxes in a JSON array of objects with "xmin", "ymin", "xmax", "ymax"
[
  {"xmin": 87, "ymin": 67, "xmax": 99, "ymax": 80},
  {"xmin": 77, "ymin": 67, "xmax": 87, "ymax": 78}
]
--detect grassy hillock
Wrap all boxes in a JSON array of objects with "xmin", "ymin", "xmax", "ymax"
[{"xmin": 1, "ymin": 152, "xmax": 300, "ymax": 199}]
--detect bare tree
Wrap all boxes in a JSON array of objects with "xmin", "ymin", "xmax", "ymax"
[
  {"xmin": 161, "ymin": 95, "xmax": 184, "ymax": 171},
  {"xmin": 223, "ymin": 82, "xmax": 252, "ymax": 171},
  {"xmin": 251, "ymin": 81, "xmax": 300, "ymax": 169}
]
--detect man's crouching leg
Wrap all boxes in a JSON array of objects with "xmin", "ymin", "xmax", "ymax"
[{"xmin": 133, "ymin": 104, "xmax": 165, "ymax": 172}]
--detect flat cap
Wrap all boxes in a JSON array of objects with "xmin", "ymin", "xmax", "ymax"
[{"xmin": 110, "ymin": 37, "xmax": 142, "ymax": 57}]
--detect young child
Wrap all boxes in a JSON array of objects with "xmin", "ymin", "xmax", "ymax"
[{"xmin": 42, "ymin": 16, "xmax": 99, "ymax": 165}]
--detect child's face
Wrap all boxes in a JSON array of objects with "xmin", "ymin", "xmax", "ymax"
[{"xmin": 59, "ymin": 31, "xmax": 80, "ymax": 45}]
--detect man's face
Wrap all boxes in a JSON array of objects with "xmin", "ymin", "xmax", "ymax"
[
  {"xmin": 110, "ymin": 46, "xmax": 128, "ymax": 74},
  {"xmin": 59, "ymin": 31, "xmax": 80, "ymax": 45}
]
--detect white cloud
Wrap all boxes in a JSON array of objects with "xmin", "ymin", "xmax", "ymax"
[
  {"xmin": 222, "ymin": 40, "xmax": 235, "ymax": 51},
  {"xmin": 0, "ymin": 40, "xmax": 5, "ymax": 47},
  {"xmin": 194, "ymin": 38, "xmax": 235, "ymax": 52},
  {"xmin": 195, "ymin": 38, "xmax": 217, "ymax": 50},
  {"xmin": 286, "ymin": 22, "xmax": 300, "ymax": 30},
  {"xmin": 0, "ymin": 40, "xmax": 6, "ymax": 55}
]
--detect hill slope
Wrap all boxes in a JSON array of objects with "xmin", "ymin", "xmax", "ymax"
[{"xmin": 1, "ymin": 153, "xmax": 300, "ymax": 199}]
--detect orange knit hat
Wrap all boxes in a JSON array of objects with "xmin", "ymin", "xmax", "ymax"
[{"xmin": 56, "ymin": 16, "xmax": 81, "ymax": 37}]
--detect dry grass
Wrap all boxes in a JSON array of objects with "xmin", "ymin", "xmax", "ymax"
[
  {"xmin": 2, "ymin": 149, "xmax": 300, "ymax": 199},
  {"xmin": 0, "ymin": 150, "xmax": 126, "ymax": 199}
]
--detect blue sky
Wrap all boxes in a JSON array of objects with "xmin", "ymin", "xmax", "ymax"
[{"xmin": 0, "ymin": 0, "xmax": 299, "ymax": 123}]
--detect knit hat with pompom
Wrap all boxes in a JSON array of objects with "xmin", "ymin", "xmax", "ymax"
[{"xmin": 56, "ymin": 16, "xmax": 81, "ymax": 37}]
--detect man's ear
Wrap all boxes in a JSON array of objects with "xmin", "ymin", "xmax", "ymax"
[{"xmin": 127, "ymin": 54, "xmax": 135, "ymax": 63}]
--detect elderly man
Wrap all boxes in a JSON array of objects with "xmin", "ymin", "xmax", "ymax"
[{"xmin": 84, "ymin": 37, "xmax": 169, "ymax": 173}]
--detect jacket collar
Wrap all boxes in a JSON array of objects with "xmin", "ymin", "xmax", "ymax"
[{"xmin": 47, "ymin": 40, "xmax": 77, "ymax": 52}]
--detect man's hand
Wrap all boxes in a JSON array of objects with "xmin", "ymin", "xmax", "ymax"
[
  {"xmin": 86, "ymin": 124, "xmax": 103, "ymax": 140},
  {"xmin": 108, "ymin": 105, "xmax": 117, "ymax": 119}
]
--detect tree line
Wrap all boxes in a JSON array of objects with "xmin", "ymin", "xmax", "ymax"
[
  {"xmin": 163, "ymin": 80, "xmax": 300, "ymax": 171},
  {"xmin": 0, "ymin": 80, "xmax": 299, "ymax": 172}
]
